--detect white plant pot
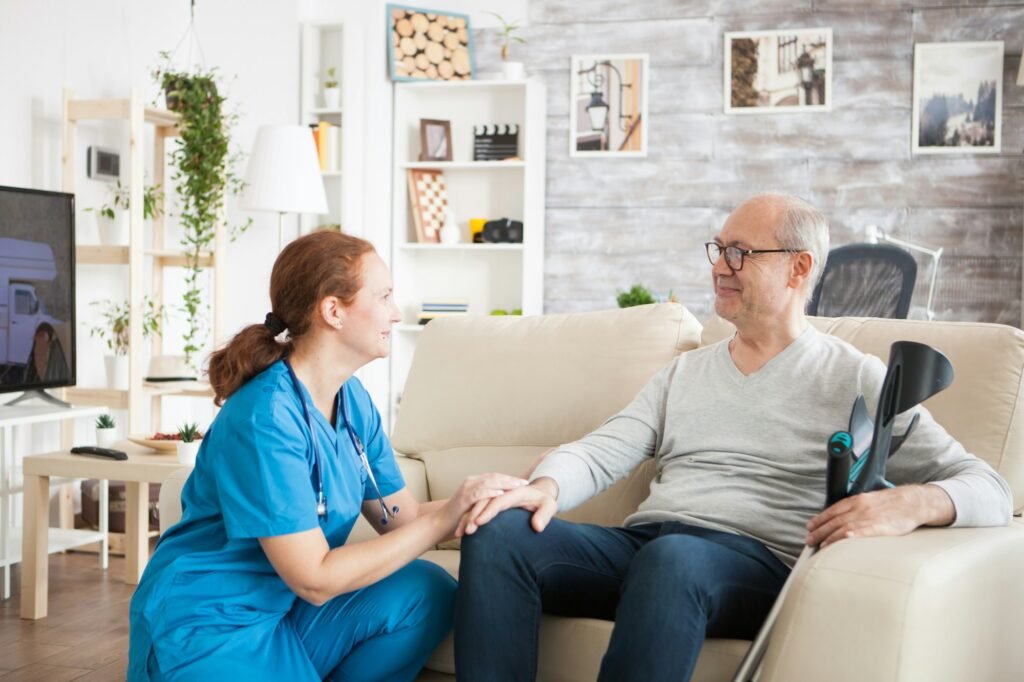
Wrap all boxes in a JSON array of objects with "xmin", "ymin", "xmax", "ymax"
[
  {"xmin": 105, "ymin": 355, "xmax": 129, "ymax": 390},
  {"xmin": 323, "ymin": 88, "xmax": 341, "ymax": 109},
  {"xmin": 96, "ymin": 211, "xmax": 128, "ymax": 245},
  {"xmin": 502, "ymin": 61, "xmax": 525, "ymax": 80},
  {"xmin": 176, "ymin": 440, "xmax": 200, "ymax": 467},
  {"xmin": 96, "ymin": 427, "xmax": 118, "ymax": 448}
]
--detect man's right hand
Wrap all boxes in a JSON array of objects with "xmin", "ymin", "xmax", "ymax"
[{"xmin": 456, "ymin": 477, "xmax": 559, "ymax": 537}]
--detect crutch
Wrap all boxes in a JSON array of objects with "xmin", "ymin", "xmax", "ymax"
[{"xmin": 732, "ymin": 341, "xmax": 953, "ymax": 682}]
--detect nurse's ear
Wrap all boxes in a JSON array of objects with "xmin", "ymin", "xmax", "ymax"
[{"xmin": 317, "ymin": 295, "xmax": 345, "ymax": 330}]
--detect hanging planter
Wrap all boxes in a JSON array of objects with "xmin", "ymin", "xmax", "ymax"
[{"xmin": 151, "ymin": 51, "xmax": 249, "ymax": 370}]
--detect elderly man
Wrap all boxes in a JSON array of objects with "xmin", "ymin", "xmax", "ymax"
[{"xmin": 452, "ymin": 193, "xmax": 1012, "ymax": 682}]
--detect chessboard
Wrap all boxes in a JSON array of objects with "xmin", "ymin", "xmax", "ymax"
[{"xmin": 407, "ymin": 168, "xmax": 448, "ymax": 243}]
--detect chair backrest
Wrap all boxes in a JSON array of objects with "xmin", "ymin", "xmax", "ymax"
[
  {"xmin": 808, "ymin": 243, "xmax": 917, "ymax": 319},
  {"xmin": 157, "ymin": 466, "xmax": 193, "ymax": 534}
]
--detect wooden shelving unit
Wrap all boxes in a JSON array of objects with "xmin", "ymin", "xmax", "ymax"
[{"xmin": 61, "ymin": 89, "xmax": 225, "ymax": 435}]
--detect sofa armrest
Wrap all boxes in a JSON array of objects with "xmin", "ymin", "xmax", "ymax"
[
  {"xmin": 761, "ymin": 522, "xmax": 1024, "ymax": 682},
  {"xmin": 348, "ymin": 454, "xmax": 431, "ymax": 543}
]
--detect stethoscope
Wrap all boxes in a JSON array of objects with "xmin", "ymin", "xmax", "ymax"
[{"xmin": 283, "ymin": 358, "xmax": 398, "ymax": 525}]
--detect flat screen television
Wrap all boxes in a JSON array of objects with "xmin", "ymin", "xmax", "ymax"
[{"xmin": 0, "ymin": 185, "xmax": 76, "ymax": 403}]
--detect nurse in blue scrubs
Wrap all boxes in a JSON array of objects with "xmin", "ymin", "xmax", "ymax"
[{"xmin": 128, "ymin": 231, "xmax": 526, "ymax": 681}]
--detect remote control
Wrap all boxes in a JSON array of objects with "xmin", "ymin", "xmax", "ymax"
[{"xmin": 70, "ymin": 446, "xmax": 128, "ymax": 461}]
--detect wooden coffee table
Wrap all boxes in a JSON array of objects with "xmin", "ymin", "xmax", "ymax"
[{"xmin": 20, "ymin": 443, "xmax": 185, "ymax": 619}]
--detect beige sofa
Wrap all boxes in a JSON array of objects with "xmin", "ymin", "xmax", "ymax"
[{"xmin": 160, "ymin": 304, "xmax": 1024, "ymax": 681}]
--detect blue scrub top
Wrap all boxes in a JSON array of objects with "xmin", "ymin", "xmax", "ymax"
[{"xmin": 127, "ymin": 360, "xmax": 404, "ymax": 680}]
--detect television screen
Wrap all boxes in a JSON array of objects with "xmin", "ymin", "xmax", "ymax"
[{"xmin": 0, "ymin": 186, "xmax": 76, "ymax": 394}]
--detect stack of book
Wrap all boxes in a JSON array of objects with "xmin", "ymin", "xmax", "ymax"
[
  {"xmin": 309, "ymin": 121, "xmax": 340, "ymax": 172},
  {"xmin": 417, "ymin": 300, "xmax": 469, "ymax": 325}
]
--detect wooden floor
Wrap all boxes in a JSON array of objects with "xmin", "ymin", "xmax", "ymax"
[{"xmin": 0, "ymin": 552, "xmax": 134, "ymax": 680}]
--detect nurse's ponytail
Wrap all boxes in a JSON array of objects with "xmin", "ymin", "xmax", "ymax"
[{"xmin": 207, "ymin": 230, "xmax": 375, "ymax": 406}]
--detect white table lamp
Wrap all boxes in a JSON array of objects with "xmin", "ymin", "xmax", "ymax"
[{"xmin": 241, "ymin": 125, "xmax": 328, "ymax": 250}]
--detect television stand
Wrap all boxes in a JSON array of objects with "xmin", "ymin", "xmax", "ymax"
[{"xmin": 2, "ymin": 390, "xmax": 72, "ymax": 408}]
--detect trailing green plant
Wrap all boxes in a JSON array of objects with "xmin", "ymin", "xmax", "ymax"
[
  {"xmin": 616, "ymin": 284, "xmax": 656, "ymax": 308},
  {"xmin": 177, "ymin": 421, "xmax": 202, "ymax": 443},
  {"xmin": 486, "ymin": 12, "xmax": 526, "ymax": 62},
  {"xmin": 95, "ymin": 414, "xmax": 116, "ymax": 429},
  {"xmin": 324, "ymin": 66, "xmax": 339, "ymax": 89},
  {"xmin": 151, "ymin": 51, "xmax": 250, "ymax": 369},
  {"xmin": 89, "ymin": 296, "xmax": 165, "ymax": 356}
]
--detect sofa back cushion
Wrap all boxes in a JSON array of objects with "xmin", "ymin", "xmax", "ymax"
[
  {"xmin": 392, "ymin": 304, "xmax": 703, "ymax": 526},
  {"xmin": 704, "ymin": 315, "xmax": 1024, "ymax": 513}
]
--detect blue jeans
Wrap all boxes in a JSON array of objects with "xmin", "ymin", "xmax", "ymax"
[{"xmin": 455, "ymin": 509, "xmax": 789, "ymax": 682}]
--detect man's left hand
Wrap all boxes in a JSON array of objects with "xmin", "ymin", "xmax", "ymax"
[{"xmin": 806, "ymin": 484, "xmax": 955, "ymax": 549}]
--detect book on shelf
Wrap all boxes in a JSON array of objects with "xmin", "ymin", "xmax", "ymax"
[{"xmin": 309, "ymin": 121, "xmax": 338, "ymax": 172}]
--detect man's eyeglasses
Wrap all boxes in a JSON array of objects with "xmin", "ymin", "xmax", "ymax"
[{"xmin": 704, "ymin": 242, "xmax": 801, "ymax": 271}]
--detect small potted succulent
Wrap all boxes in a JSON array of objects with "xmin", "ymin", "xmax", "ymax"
[
  {"xmin": 323, "ymin": 67, "xmax": 340, "ymax": 108},
  {"xmin": 487, "ymin": 12, "xmax": 526, "ymax": 80},
  {"xmin": 616, "ymin": 284, "xmax": 656, "ymax": 308},
  {"xmin": 175, "ymin": 421, "xmax": 202, "ymax": 466},
  {"xmin": 95, "ymin": 413, "xmax": 118, "ymax": 448}
]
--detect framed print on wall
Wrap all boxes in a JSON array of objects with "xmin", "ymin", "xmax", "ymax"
[
  {"xmin": 912, "ymin": 41, "xmax": 1003, "ymax": 155},
  {"xmin": 387, "ymin": 4, "xmax": 475, "ymax": 81},
  {"xmin": 724, "ymin": 28, "xmax": 833, "ymax": 114},
  {"xmin": 569, "ymin": 54, "xmax": 649, "ymax": 158}
]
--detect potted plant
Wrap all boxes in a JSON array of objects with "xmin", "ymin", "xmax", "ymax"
[
  {"xmin": 616, "ymin": 284, "xmax": 656, "ymax": 308},
  {"xmin": 487, "ymin": 12, "xmax": 526, "ymax": 80},
  {"xmin": 151, "ymin": 51, "xmax": 250, "ymax": 371},
  {"xmin": 90, "ymin": 296, "xmax": 164, "ymax": 389},
  {"xmin": 95, "ymin": 413, "xmax": 118, "ymax": 448},
  {"xmin": 86, "ymin": 180, "xmax": 164, "ymax": 245},
  {"xmin": 175, "ymin": 421, "xmax": 202, "ymax": 466},
  {"xmin": 323, "ymin": 66, "xmax": 340, "ymax": 109}
]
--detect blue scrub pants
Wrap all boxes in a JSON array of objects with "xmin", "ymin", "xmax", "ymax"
[
  {"xmin": 454, "ymin": 509, "xmax": 789, "ymax": 682},
  {"xmin": 148, "ymin": 559, "xmax": 455, "ymax": 681}
]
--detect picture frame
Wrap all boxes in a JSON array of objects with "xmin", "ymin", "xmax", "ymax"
[
  {"xmin": 569, "ymin": 53, "xmax": 649, "ymax": 158},
  {"xmin": 912, "ymin": 41, "xmax": 1003, "ymax": 155},
  {"xmin": 724, "ymin": 28, "xmax": 833, "ymax": 114},
  {"xmin": 419, "ymin": 118, "xmax": 453, "ymax": 161},
  {"xmin": 387, "ymin": 4, "xmax": 475, "ymax": 82}
]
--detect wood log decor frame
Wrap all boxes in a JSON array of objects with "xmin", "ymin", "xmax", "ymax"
[{"xmin": 387, "ymin": 4, "xmax": 475, "ymax": 82}]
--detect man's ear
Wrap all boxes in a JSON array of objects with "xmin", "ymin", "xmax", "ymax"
[{"xmin": 789, "ymin": 251, "xmax": 814, "ymax": 290}]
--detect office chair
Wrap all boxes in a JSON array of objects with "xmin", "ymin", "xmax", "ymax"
[{"xmin": 807, "ymin": 243, "xmax": 917, "ymax": 319}]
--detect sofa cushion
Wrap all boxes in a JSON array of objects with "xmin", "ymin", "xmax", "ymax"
[
  {"xmin": 392, "ymin": 303, "xmax": 702, "ymax": 454},
  {"xmin": 700, "ymin": 315, "xmax": 1024, "ymax": 512}
]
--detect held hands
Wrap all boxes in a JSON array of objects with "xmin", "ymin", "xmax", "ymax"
[
  {"xmin": 441, "ymin": 473, "xmax": 530, "ymax": 535},
  {"xmin": 456, "ymin": 477, "xmax": 559, "ymax": 538},
  {"xmin": 806, "ymin": 484, "xmax": 956, "ymax": 549}
]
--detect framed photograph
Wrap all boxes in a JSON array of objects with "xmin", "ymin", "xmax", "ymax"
[
  {"xmin": 407, "ymin": 168, "xmax": 449, "ymax": 243},
  {"xmin": 387, "ymin": 4, "xmax": 475, "ymax": 82},
  {"xmin": 724, "ymin": 28, "xmax": 833, "ymax": 114},
  {"xmin": 419, "ymin": 119, "xmax": 452, "ymax": 161},
  {"xmin": 912, "ymin": 41, "xmax": 1003, "ymax": 155},
  {"xmin": 570, "ymin": 54, "xmax": 649, "ymax": 158}
]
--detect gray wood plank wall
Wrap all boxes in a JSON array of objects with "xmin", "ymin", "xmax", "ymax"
[{"xmin": 473, "ymin": 1, "xmax": 1024, "ymax": 325}]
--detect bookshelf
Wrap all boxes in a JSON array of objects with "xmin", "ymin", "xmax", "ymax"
[
  {"xmin": 389, "ymin": 79, "xmax": 546, "ymax": 428},
  {"xmin": 299, "ymin": 22, "xmax": 345, "ymax": 234}
]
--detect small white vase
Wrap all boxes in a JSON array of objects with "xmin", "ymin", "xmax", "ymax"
[
  {"xmin": 502, "ymin": 62, "xmax": 525, "ymax": 80},
  {"xmin": 96, "ymin": 428, "xmax": 118, "ymax": 448},
  {"xmin": 323, "ymin": 88, "xmax": 341, "ymax": 109},
  {"xmin": 96, "ymin": 211, "xmax": 127, "ymax": 245},
  {"xmin": 440, "ymin": 211, "xmax": 461, "ymax": 245},
  {"xmin": 176, "ymin": 441, "xmax": 200, "ymax": 466},
  {"xmin": 105, "ymin": 355, "xmax": 129, "ymax": 390}
]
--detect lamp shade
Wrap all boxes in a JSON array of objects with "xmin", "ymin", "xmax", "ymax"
[{"xmin": 241, "ymin": 125, "xmax": 328, "ymax": 215}]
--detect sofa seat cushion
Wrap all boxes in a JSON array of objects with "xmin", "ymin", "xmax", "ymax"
[{"xmin": 419, "ymin": 549, "xmax": 750, "ymax": 681}]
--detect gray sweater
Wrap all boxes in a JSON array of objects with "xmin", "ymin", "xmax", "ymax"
[{"xmin": 531, "ymin": 326, "xmax": 1013, "ymax": 567}]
